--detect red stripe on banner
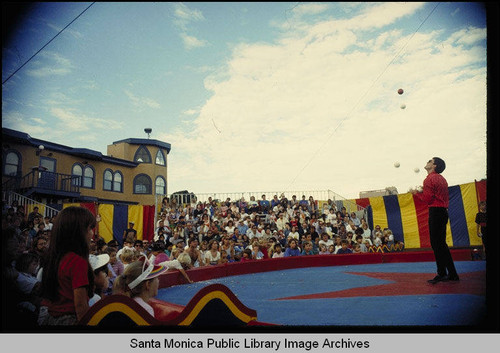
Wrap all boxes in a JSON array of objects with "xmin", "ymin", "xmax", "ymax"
[
  {"xmin": 412, "ymin": 194, "xmax": 430, "ymax": 248},
  {"xmin": 355, "ymin": 198, "xmax": 370, "ymax": 209},
  {"xmin": 80, "ymin": 202, "xmax": 96, "ymax": 216},
  {"xmin": 142, "ymin": 205, "xmax": 156, "ymax": 242},
  {"xmin": 475, "ymin": 179, "xmax": 487, "ymax": 204},
  {"xmin": 80, "ymin": 203, "xmax": 97, "ymax": 238}
]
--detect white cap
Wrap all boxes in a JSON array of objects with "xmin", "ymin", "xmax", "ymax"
[{"xmin": 89, "ymin": 254, "xmax": 110, "ymax": 271}]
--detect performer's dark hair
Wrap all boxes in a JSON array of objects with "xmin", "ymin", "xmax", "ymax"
[{"xmin": 433, "ymin": 157, "xmax": 446, "ymax": 173}]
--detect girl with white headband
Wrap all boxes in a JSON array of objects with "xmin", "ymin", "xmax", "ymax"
[
  {"xmin": 113, "ymin": 253, "xmax": 193, "ymax": 317},
  {"xmin": 113, "ymin": 256, "xmax": 169, "ymax": 317}
]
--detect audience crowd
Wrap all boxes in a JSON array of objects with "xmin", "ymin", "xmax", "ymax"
[{"xmin": 2, "ymin": 195, "xmax": 404, "ymax": 327}]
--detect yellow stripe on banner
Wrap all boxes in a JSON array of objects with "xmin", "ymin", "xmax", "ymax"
[
  {"xmin": 128, "ymin": 205, "xmax": 144, "ymax": 240},
  {"xmin": 398, "ymin": 193, "xmax": 421, "ymax": 249},
  {"xmin": 63, "ymin": 203, "xmax": 81, "ymax": 209},
  {"xmin": 461, "ymin": 182, "xmax": 482, "ymax": 246},
  {"xmin": 369, "ymin": 196, "xmax": 388, "ymax": 230},
  {"xmin": 98, "ymin": 204, "xmax": 114, "ymax": 243},
  {"xmin": 26, "ymin": 204, "xmax": 46, "ymax": 217}
]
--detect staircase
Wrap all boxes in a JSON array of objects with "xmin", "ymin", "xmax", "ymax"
[{"xmin": 3, "ymin": 190, "xmax": 61, "ymax": 218}]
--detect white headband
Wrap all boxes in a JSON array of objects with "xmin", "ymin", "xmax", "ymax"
[{"xmin": 128, "ymin": 255, "xmax": 156, "ymax": 290}]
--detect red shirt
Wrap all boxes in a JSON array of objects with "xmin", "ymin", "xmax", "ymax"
[
  {"xmin": 42, "ymin": 252, "xmax": 90, "ymax": 317},
  {"xmin": 416, "ymin": 171, "xmax": 449, "ymax": 208}
]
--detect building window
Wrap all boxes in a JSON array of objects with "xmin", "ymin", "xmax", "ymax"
[
  {"xmin": 103, "ymin": 169, "xmax": 123, "ymax": 192},
  {"xmin": 155, "ymin": 176, "xmax": 166, "ymax": 195},
  {"xmin": 82, "ymin": 165, "xmax": 95, "ymax": 189},
  {"xmin": 134, "ymin": 146, "xmax": 151, "ymax": 163},
  {"xmin": 113, "ymin": 171, "xmax": 123, "ymax": 192},
  {"xmin": 103, "ymin": 169, "xmax": 113, "ymax": 190},
  {"xmin": 155, "ymin": 149, "xmax": 166, "ymax": 166},
  {"xmin": 3, "ymin": 150, "xmax": 21, "ymax": 176},
  {"xmin": 133, "ymin": 174, "xmax": 152, "ymax": 194},
  {"xmin": 71, "ymin": 164, "xmax": 83, "ymax": 186}
]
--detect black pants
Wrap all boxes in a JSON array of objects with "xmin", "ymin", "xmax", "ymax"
[{"xmin": 429, "ymin": 207, "xmax": 458, "ymax": 277}]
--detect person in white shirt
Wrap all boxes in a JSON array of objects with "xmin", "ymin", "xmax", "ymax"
[
  {"xmin": 287, "ymin": 226, "xmax": 300, "ymax": 241},
  {"xmin": 318, "ymin": 233, "xmax": 334, "ymax": 248},
  {"xmin": 276, "ymin": 213, "xmax": 287, "ymax": 231}
]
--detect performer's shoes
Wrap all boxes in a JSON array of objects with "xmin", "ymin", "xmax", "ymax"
[
  {"xmin": 427, "ymin": 275, "xmax": 448, "ymax": 284},
  {"xmin": 447, "ymin": 274, "xmax": 460, "ymax": 281}
]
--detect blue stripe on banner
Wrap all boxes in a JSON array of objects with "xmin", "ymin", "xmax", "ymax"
[
  {"xmin": 113, "ymin": 204, "xmax": 128, "ymax": 247},
  {"xmin": 448, "ymin": 185, "xmax": 470, "ymax": 247},
  {"xmin": 366, "ymin": 205, "xmax": 374, "ymax": 231},
  {"xmin": 383, "ymin": 195, "xmax": 404, "ymax": 242}
]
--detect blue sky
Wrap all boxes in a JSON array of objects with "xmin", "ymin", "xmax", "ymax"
[{"xmin": 2, "ymin": 2, "xmax": 487, "ymax": 199}]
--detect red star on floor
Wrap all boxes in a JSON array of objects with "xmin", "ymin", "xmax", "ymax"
[{"xmin": 274, "ymin": 271, "xmax": 486, "ymax": 300}]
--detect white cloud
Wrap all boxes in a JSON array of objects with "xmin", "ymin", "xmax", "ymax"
[
  {"xmin": 173, "ymin": 3, "xmax": 204, "ymax": 24},
  {"xmin": 166, "ymin": 3, "xmax": 486, "ymax": 199},
  {"xmin": 292, "ymin": 3, "xmax": 330, "ymax": 17},
  {"xmin": 26, "ymin": 51, "xmax": 73, "ymax": 78},
  {"xmin": 50, "ymin": 107, "xmax": 125, "ymax": 132},
  {"xmin": 180, "ymin": 33, "xmax": 208, "ymax": 50},
  {"xmin": 124, "ymin": 90, "xmax": 161, "ymax": 109},
  {"xmin": 172, "ymin": 2, "xmax": 205, "ymax": 32}
]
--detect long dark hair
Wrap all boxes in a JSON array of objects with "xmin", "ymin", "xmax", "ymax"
[{"xmin": 41, "ymin": 206, "xmax": 96, "ymax": 301}]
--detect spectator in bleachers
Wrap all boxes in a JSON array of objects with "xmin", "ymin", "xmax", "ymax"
[
  {"xmin": 103, "ymin": 246, "xmax": 121, "ymax": 296},
  {"xmin": 333, "ymin": 235, "xmax": 342, "ymax": 253},
  {"xmin": 119, "ymin": 248, "xmax": 137, "ymax": 270},
  {"xmin": 354, "ymin": 234, "xmax": 368, "ymax": 252},
  {"xmin": 284, "ymin": 239, "xmax": 300, "ymax": 257},
  {"xmin": 318, "ymin": 244, "xmax": 329, "ymax": 255},
  {"xmin": 360, "ymin": 220, "xmax": 372, "ymax": 244},
  {"xmin": 113, "ymin": 257, "xmax": 169, "ymax": 317},
  {"xmin": 27, "ymin": 206, "xmax": 43, "ymax": 223},
  {"xmin": 373, "ymin": 231, "xmax": 383, "ymax": 247},
  {"xmin": 259, "ymin": 194, "xmax": 270, "ymax": 214},
  {"xmin": 383, "ymin": 229, "xmax": 395, "ymax": 247},
  {"xmin": 319, "ymin": 232, "xmax": 334, "ymax": 248},
  {"xmin": 301, "ymin": 241, "xmax": 314, "ymax": 256},
  {"xmin": 271, "ymin": 243, "xmax": 284, "ymax": 258},
  {"xmin": 14, "ymin": 252, "xmax": 42, "ymax": 315},
  {"xmin": 186, "ymin": 238, "xmax": 204, "ymax": 267},
  {"xmin": 88, "ymin": 254, "xmax": 110, "ymax": 307},
  {"xmin": 204, "ymin": 239, "xmax": 222, "ymax": 266},
  {"xmin": 239, "ymin": 248, "xmax": 253, "ymax": 262},
  {"xmin": 336, "ymin": 239, "xmax": 353, "ymax": 254},
  {"xmin": 372, "ymin": 224, "xmax": 382, "ymax": 238},
  {"xmin": 350, "ymin": 212, "xmax": 361, "ymax": 227},
  {"xmin": 246, "ymin": 224, "xmax": 261, "ymax": 240},
  {"xmin": 38, "ymin": 206, "xmax": 96, "ymax": 325}
]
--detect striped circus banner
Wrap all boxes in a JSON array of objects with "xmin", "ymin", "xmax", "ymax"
[
  {"xmin": 344, "ymin": 180, "xmax": 486, "ymax": 249},
  {"xmin": 62, "ymin": 203, "xmax": 156, "ymax": 246}
]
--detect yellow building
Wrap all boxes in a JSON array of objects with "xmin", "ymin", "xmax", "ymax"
[{"xmin": 2, "ymin": 127, "xmax": 170, "ymax": 206}]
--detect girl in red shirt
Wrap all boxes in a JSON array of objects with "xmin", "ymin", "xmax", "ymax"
[{"xmin": 39, "ymin": 206, "xmax": 96, "ymax": 325}]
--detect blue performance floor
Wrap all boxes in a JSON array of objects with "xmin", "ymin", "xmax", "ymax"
[{"xmin": 156, "ymin": 261, "xmax": 487, "ymax": 326}]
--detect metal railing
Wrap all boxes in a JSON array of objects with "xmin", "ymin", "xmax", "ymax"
[
  {"xmin": 3, "ymin": 191, "xmax": 60, "ymax": 218},
  {"xmin": 3, "ymin": 169, "xmax": 81, "ymax": 195}
]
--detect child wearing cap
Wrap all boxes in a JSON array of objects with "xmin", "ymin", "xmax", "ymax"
[{"xmin": 88, "ymin": 254, "xmax": 110, "ymax": 306}]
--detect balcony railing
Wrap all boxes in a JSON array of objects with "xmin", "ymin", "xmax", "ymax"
[{"xmin": 3, "ymin": 169, "xmax": 81, "ymax": 195}]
